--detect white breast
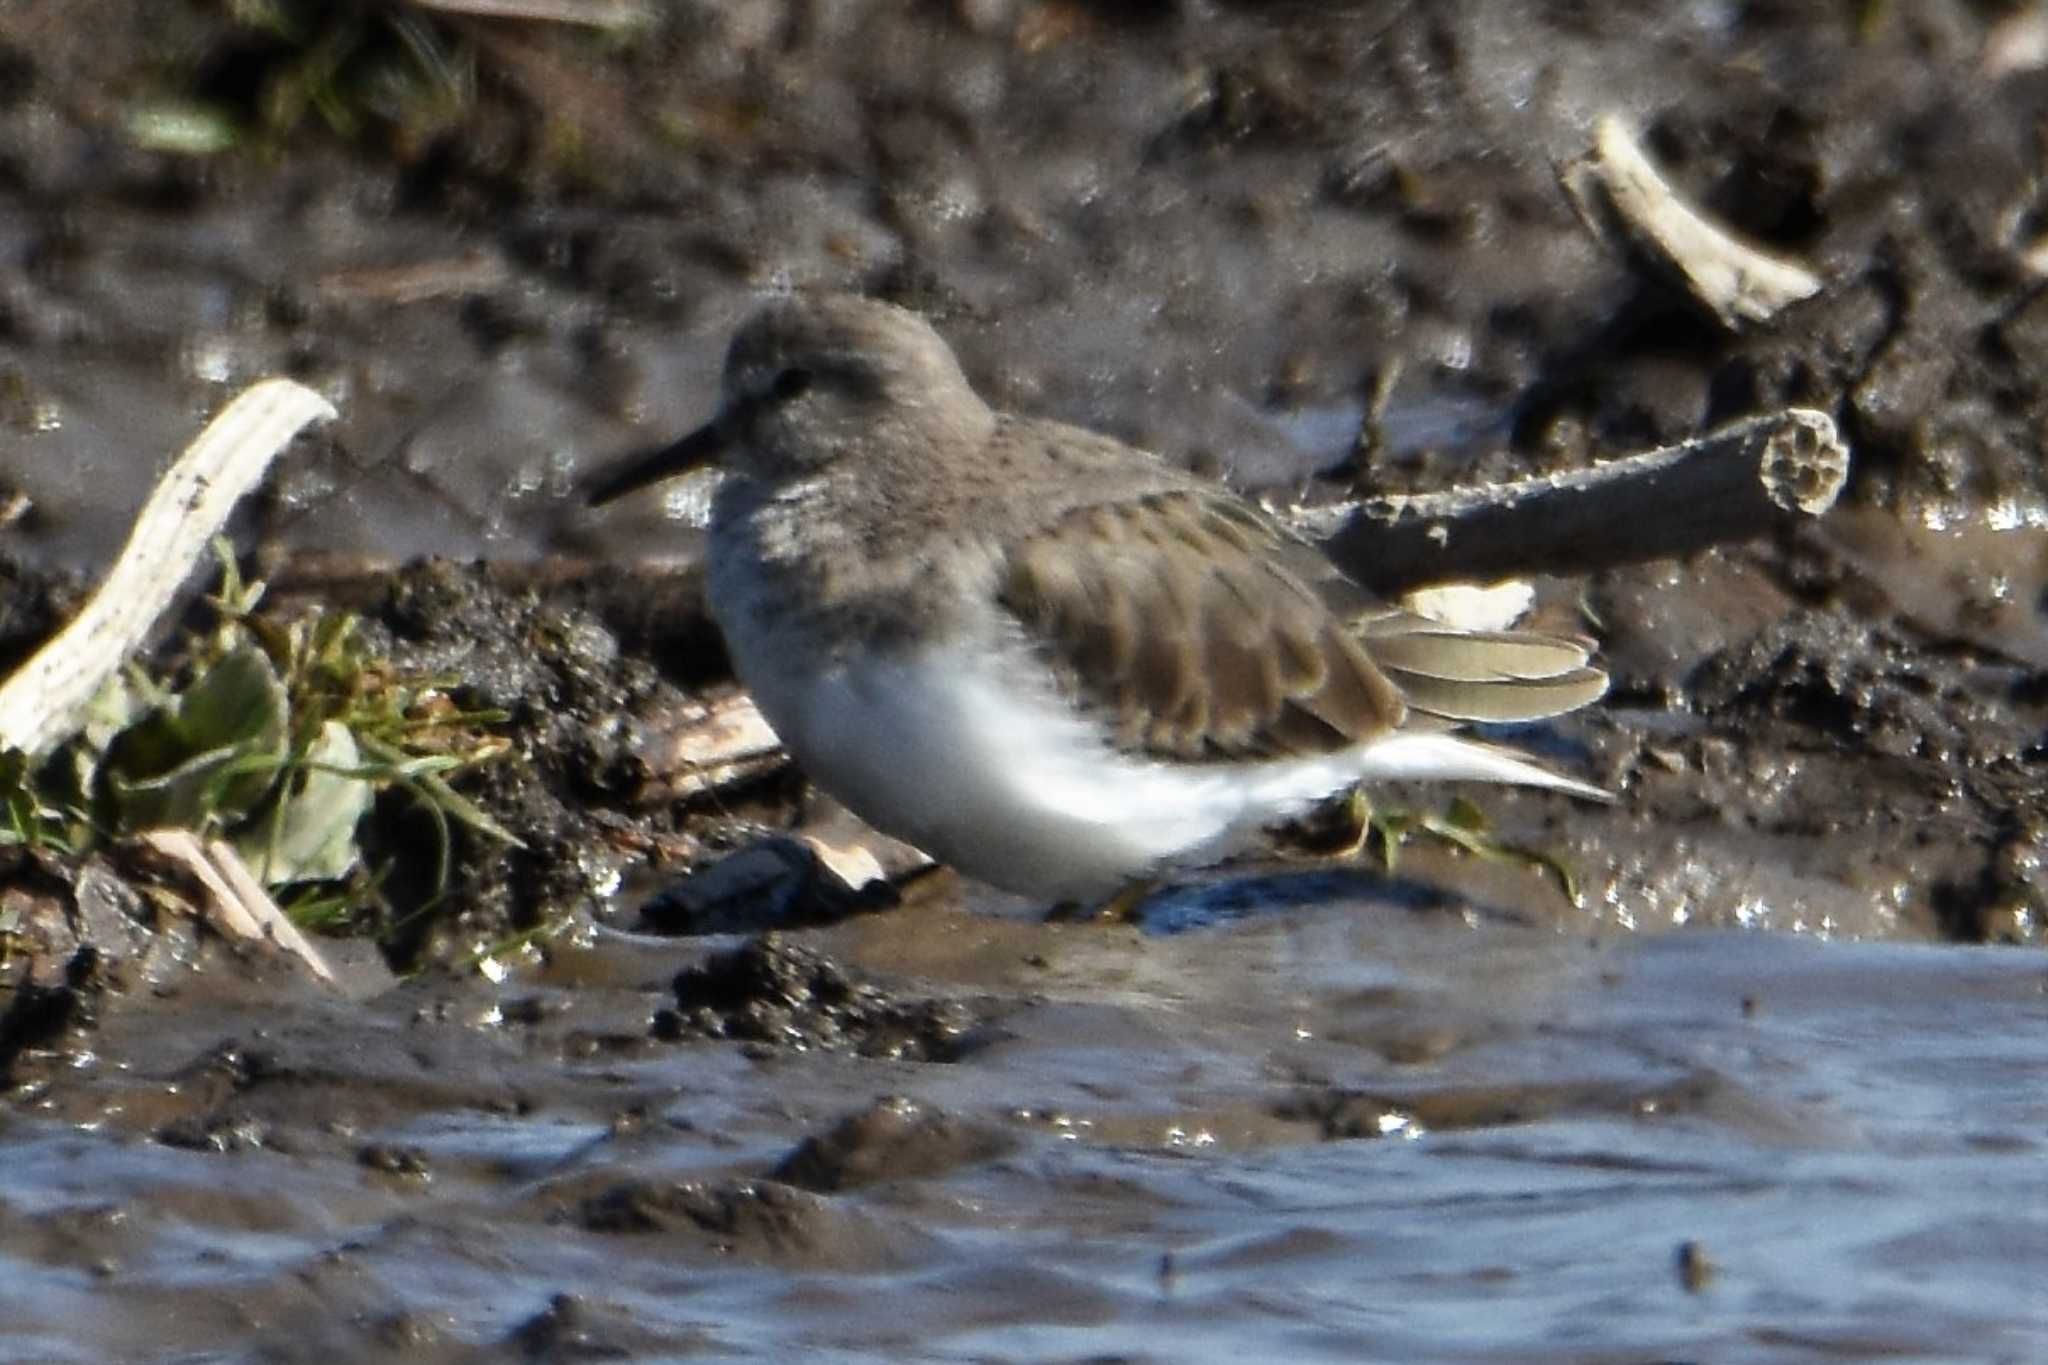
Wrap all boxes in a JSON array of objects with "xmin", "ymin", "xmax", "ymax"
[{"xmin": 728, "ymin": 634, "xmax": 1364, "ymax": 900}]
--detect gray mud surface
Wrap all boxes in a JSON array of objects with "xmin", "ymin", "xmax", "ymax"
[{"xmin": 6, "ymin": 3, "xmax": 2048, "ymax": 1359}]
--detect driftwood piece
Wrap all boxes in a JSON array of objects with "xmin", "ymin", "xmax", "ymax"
[
  {"xmin": 634, "ymin": 686, "xmax": 786, "ymax": 801},
  {"xmin": 1563, "ymin": 114, "xmax": 1822, "ymax": 330},
  {"xmin": 1306, "ymin": 408, "xmax": 1849, "ymax": 594},
  {"xmin": 0, "ymin": 379, "xmax": 336, "ymax": 757}
]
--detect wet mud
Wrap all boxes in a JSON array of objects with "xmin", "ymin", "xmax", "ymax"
[{"xmin": 6, "ymin": 1, "xmax": 2048, "ymax": 1359}]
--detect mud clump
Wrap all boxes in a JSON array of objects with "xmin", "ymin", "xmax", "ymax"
[
  {"xmin": 571, "ymin": 1176, "xmax": 918, "ymax": 1269},
  {"xmin": 0, "ymin": 852, "xmax": 197, "ymax": 997},
  {"xmin": 1689, "ymin": 608, "xmax": 2038, "ymax": 767},
  {"xmin": 0, "ymin": 557, "xmax": 82, "ymax": 680},
  {"xmin": 656, "ymin": 934, "xmax": 991, "ymax": 1062},
  {"xmin": 0, "ymin": 944, "xmax": 110, "ymax": 1094},
  {"xmin": 354, "ymin": 559, "xmax": 716, "ymax": 969},
  {"xmin": 509, "ymin": 1294, "xmax": 679, "ymax": 1362},
  {"xmin": 771, "ymin": 1095, "xmax": 1019, "ymax": 1193}
]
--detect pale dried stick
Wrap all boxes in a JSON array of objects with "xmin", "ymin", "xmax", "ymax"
[
  {"xmin": 138, "ymin": 829, "xmax": 336, "ymax": 984},
  {"xmin": 1564, "ymin": 113, "xmax": 1822, "ymax": 329},
  {"xmin": 0, "ymin": 379, "xmax": 337, "ymax": 756},
  {"xmin": 404, "ymin": 0, "xmax": 651, "ymax": 28}
]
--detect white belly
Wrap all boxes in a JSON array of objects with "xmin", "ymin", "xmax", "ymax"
[{"xmin": 730, "ymin": 638, "xmax": 1362, "ymax": 902}]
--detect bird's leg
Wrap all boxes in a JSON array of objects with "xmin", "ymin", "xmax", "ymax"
[
  {"xmin": 1097, "ymin": 877, "xmax": 1158, "ymax": 922},
  {"xmin": 1294, "ymin": 784, "xmax": 1407, "ymax": 870},
  {"xmin": 1322, "ymin": 784, "xmax": 1380, "ymax": 863},
  {"xmin": 1046, "ymin": 878, "xmax": 1158, "ymax": 923},
  {"xmin": 1312, "ymin": 787, "xmax": 1584, "ymax": 905},
  {"xmin": 1406, "ymin": 797, "xmax": 1584, "ymax": 904}
]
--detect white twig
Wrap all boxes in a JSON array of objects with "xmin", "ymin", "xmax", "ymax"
[
  {"xmin": 404, "ymin": 0, "xmax": 652, "ymax": 28},
  {"xmin": 1565, "ymin": 113, "xmax": 1822, "ymax": 329},
  {"xmin": 138, "ymin": 829, "xmax": 337, "ymax": 984},
  {"xmin": 0, "ymin": 379, "xmax": 336, "ymax": 756}
]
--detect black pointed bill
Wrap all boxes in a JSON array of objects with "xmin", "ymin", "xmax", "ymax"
[{"xmin": 584, "ymin": 418, "xmax": 730, "ymax": 507}]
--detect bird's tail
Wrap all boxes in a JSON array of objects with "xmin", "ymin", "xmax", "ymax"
[
  {"xmin": 1358, "ymin": 619, "xmax": 1609, "ymax": 724},
  {"xmin": 1349, "ymin": 731, "xmax": 1612, "ymax": 802}
]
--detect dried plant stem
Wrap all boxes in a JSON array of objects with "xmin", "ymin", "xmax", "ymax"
[
  {"xmin": 0, "ymin": 379, "xmax": 336, "ymax": 756},
  {"xmin": 1304, "ymin": 408, "xmax": 1850, "ymax": 593},
  {"xmin": 1563, "ymin": 113, "xmax": 1823, "ymax": 329}
]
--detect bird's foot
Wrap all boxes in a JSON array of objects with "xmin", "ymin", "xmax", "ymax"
[
  {"xmin": 1047, "ymin": 878, "xmax": 1158, "ymax": 923},
  {"xmin": 1312, "ymin": 788, "xmax": 1585, "ymax": 906}
]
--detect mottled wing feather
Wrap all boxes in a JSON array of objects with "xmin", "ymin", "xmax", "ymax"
[
  {"xmin": 998, "ymin": 489, "xmax": 1608, "ymax": 762},
  {"xmin": 999, "ymin": 490, "xmax": 1408, "ymax": 761}
]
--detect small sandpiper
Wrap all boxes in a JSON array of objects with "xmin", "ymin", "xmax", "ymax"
[{"xmin": 589, "ymin": 293, "xmax": 1608, "ymax": 904}]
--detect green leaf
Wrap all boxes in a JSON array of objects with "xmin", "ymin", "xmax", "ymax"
[
  {"xmin": 178, "ymin": 644, "xmax": 289, "ymax": 757},
  {"xmin": 357, "ymin": 732, "xmax": 524, "ymax": 850},
  {"xmin": 412, "ymin": 768, "xmax": 524, "ymax": 850},
  {"xmin": 109, "ymin": 741, "xmax": 256, "ymax": 830},
  {"xmin": 237, "ymin": 720, "xmax": 373, "ymax": 885},
  {"xmin": 0, "ymin": 749, "xmax": 34, "ymax": 847},
  {"xmin": 104, "ymin": 644, "xmax": 290, "ymax": 831},
  {"xmin": 77, "ymin": 673, "xmax": 144, "ymax": 751}
]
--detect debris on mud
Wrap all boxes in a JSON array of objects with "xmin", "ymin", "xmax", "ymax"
[
  {"xmin": 656, "ymin": 933, "xmax": 994, "ymax": 1062},
  {"xmin": 0, "ymin": 944, "xmax": 107, "ymax": 1095},
  {"xmin": 638, "ymin": 834, "xmax": 906, "ymax": 935}
]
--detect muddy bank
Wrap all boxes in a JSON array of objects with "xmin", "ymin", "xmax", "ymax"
[
  {"xmin": 4, "ymin": 5, "xmax": 2048, "ymax": 567},
  {"xmin": 2, "ymin": 524, "xmax": 2042, "ymax": 1352},
  {"xmin": 5, "ymin": 1, "xmax": 2048, "ymax": 1359},
  {"xmin": 9, "ymin": 905, "xmax": 2048, "ymax": 1358}
]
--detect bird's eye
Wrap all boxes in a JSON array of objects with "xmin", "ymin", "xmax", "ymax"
[{"xmin": 768, "ymin": 367, "xmax": 813, "ymax": 403}]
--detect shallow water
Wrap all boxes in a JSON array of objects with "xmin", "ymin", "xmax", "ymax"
[{"xmin": 4, "ymin": 901, "xmax": 2045, "ymax": 1362}]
